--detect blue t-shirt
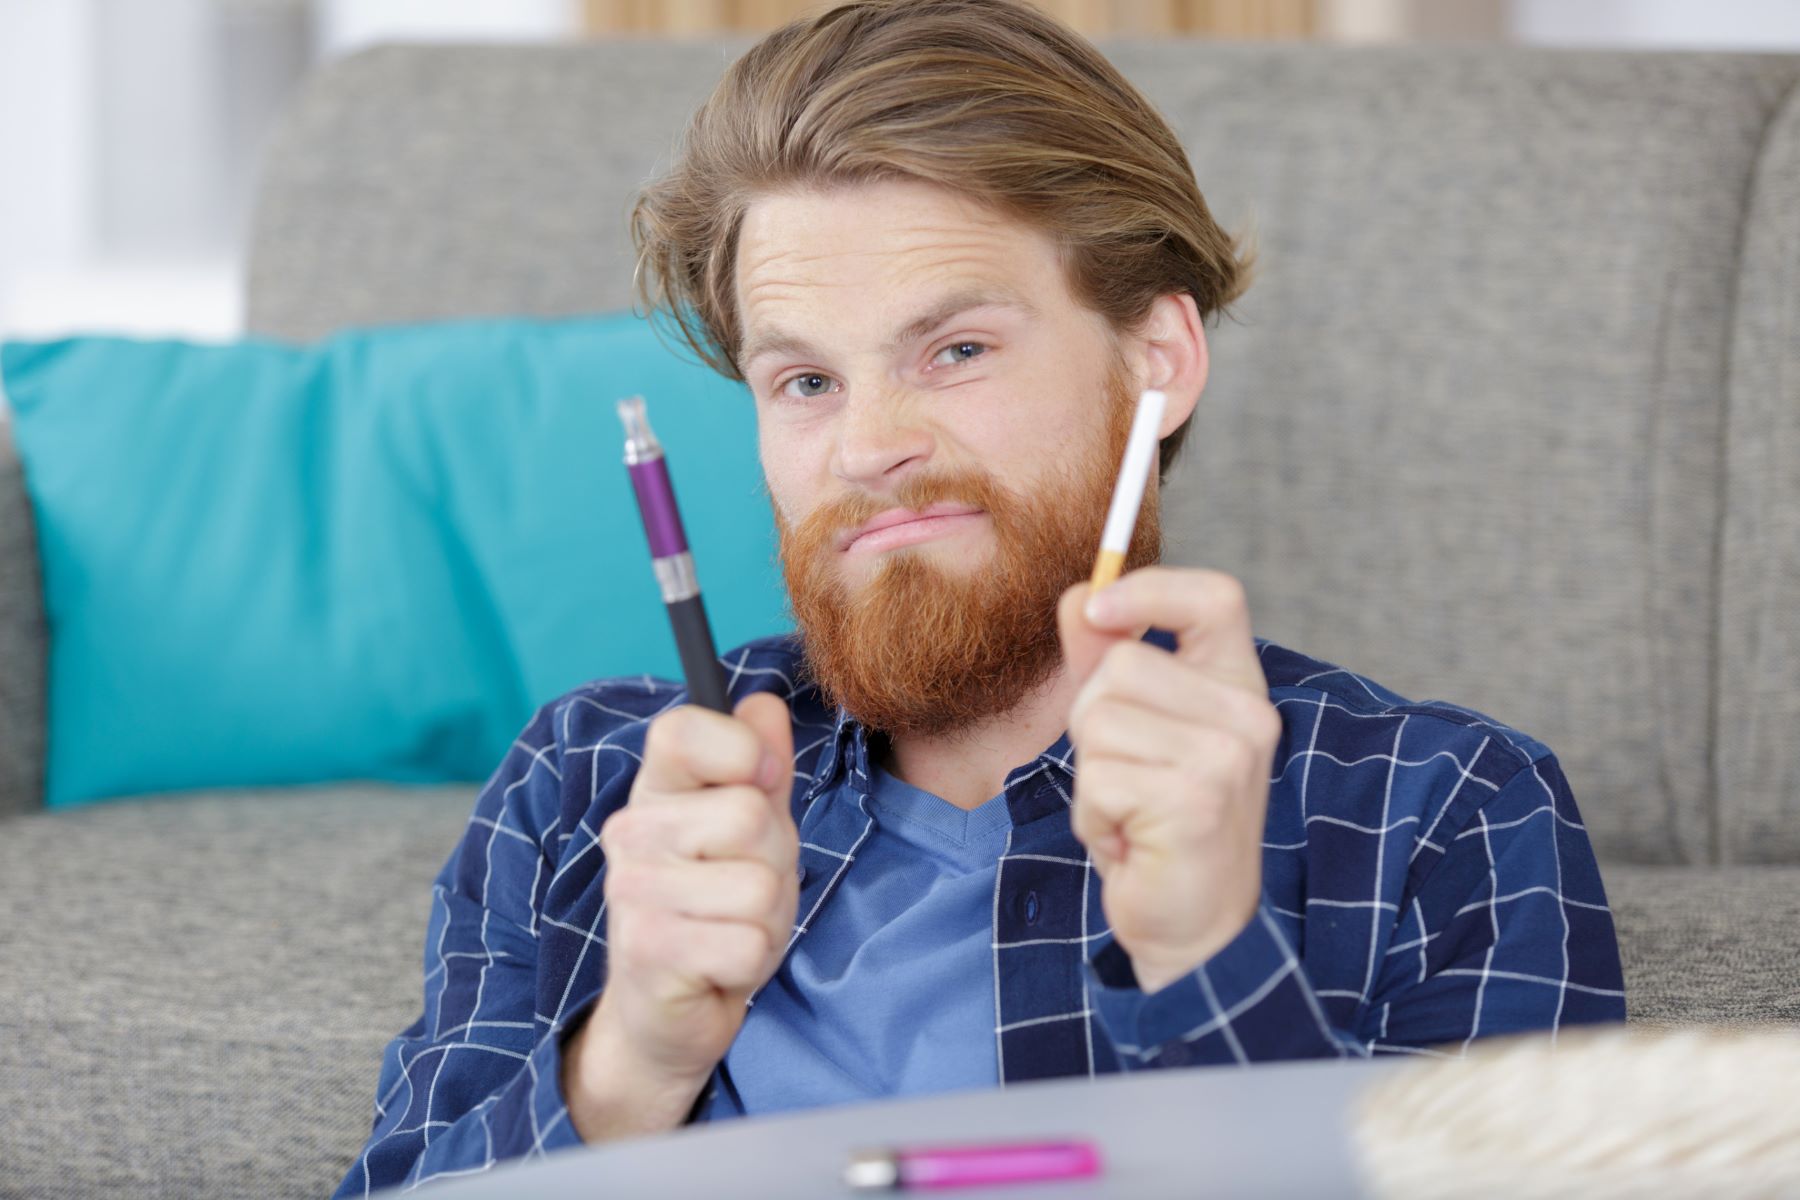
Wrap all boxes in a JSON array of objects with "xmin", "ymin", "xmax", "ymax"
[{"xmin": 698, "ymin": 764, "xmax": 1011, "ymax": 1119}]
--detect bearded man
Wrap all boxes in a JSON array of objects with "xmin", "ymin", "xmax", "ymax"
[{"xmin": 338, "ymin": 1, "xmax": 1624, "ymax": 1192}]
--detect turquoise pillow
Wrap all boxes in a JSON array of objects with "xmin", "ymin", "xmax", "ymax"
[{"xmin": 2, "ymin": 314, "xmax": 788, "ymax": 808}]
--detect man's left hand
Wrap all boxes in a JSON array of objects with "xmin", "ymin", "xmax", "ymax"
[{"xmin": 1057, "ymin": 567, "xmax": 1281, "ymax": 994}]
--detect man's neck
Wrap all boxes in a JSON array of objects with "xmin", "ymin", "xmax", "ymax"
[{"xmin": 874, "ymin": 662, "xmax": 1081, "ymax": 811}]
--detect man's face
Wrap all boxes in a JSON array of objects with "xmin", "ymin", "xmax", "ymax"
[{"xmin": 735, "ymin": 177, "xmax": 1160, "ymax": 736}]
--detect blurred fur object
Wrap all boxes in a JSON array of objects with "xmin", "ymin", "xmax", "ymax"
[{"xmin": 1353, "ymin": 1026, "xmax": 1800, "ymax": 1198}]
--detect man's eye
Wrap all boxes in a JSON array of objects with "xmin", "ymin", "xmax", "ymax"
[
  {"xmin": 780, "ymin": 372, "xmax": 838, "ymax": 400},
  {"xmin": 932, "ymin": 341, "xmax": 988, "ymax": 367}
]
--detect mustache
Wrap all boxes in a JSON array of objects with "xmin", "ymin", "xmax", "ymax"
[{"xmin": 782, "ymin": 466, "xmax": 1021, "ymax": 551}]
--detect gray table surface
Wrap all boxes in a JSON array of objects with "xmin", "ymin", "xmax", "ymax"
[{"xmin": 417, "ymin": 1057, "xmax": 1402, "ymax": 1199}]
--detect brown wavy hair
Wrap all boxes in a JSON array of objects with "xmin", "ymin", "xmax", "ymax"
[{"xmin": 630, "ymin": 0, "xmax": 1254, "ymax": 478}]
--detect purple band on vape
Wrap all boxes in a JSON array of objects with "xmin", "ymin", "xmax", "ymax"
[{"xmin": 626, "ymin": 458, "xmax": 690, "ymax": 559}]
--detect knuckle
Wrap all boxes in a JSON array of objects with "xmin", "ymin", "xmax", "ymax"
[
  {"xmin": 1213, "ymin": 572, "xmax": 1249, "ymax": 612},
  {"xmin": 1075, "ymin": 766, "xmax": 1130, "ymax": 819},
  {"xmin": 643, "ymin": 710, "xmax": 687, "ymax": 765},
  {"xmin": 1098, "ymin": 640, "xmax": 1148, "ymax": 683},
  {"xmin": 598, "ymin": 810, "xmax": 636, "ymax": 858},
  {"xmin": 603, "ymin": 860, "xmax": 649, "ymax": 906},
  {"xmin": 1250, "ymin": 703, "xmax": 1284, "ymax": 750},
  {"xmin": 727, "ymin": 788, "xmax": 773, "ymax": 840},
  {"xmin": 1067, "ymin": 682, "xmax": 1101, "ymax": 743},
  {"xmin": 1220, "ymin": 732, "xmax": 1257, "ymax": 776},
  {"xmin": 1195, "ymin": 568, "xmax": 1247, "ymax": 614},
  {"xmin": 1071, "ymin": 795, "xmax": 1104, "ymax": 843},
  {"xmin": 696, "ymin": 788, "xmax": 770, "ymax": 858},
  {"xmin": 1069, "ymin": 695, "xmax": 1105, "ymax": 746},
  {"xmin": 721, "ymin": 927, "xmax": 767, "ymax": 979},
  {"xmin": 1217, "ymin": 687, "xmax": 1279, "ymax": 746},
  {"xmin": 1179, "ymin": 732, "xmax": 1228, "ymax": 785},
  {"xmin": 611, "ymin": 910, "xmax": 652, "ymax": 969},
  {"xmin": 716, "ymin": 810, "xmax": 758, "ymax": 856},
  {"xmin": 742, "ymin": 866, "xmax": 781, "ymax": 915},
  {"xmin": 723, "ymin": 723, "xmax": 766, "ymax": 780},
  {"xmin": 638, "ymin": 910, "xmax": 684, "ymax": 967},
  {"xmin": 1188, "ymin": 797, "xmax": 1227, "ymax": 839},
  {"xmin": 719, "ymin": 716, "xmax": 766, "ymax": 778}
]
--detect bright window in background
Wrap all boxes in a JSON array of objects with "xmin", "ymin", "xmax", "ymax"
[
  {"xmin": 0, "ymin": 0, "xmax": 583, "ymax": 368},
  {"xmin": 1514, "ymin": 0, "xmax": 1800, "ymax": 50}
]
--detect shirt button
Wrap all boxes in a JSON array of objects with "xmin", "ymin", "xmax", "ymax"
[
  {"xmin": 1160, "ymin": 1041, "xmax": 1195, "ymax": 1068},
  {"xmin": 1024, "ymin": 890, "xmax": 1042, "ymax": 925},
  {"xmin": 795, "ymin": 863, "xmax": 808, "ymax": 885}
]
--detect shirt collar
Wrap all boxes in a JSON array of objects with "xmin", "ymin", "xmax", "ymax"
[{"xmin": 806, "ymin": 704, "xmax": 871, "ymax": 803}]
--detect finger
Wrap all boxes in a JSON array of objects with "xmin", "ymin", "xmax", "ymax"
[
  {"xmin": 1070, "ymin": 692, "xmax": 1193, "ymax": 768},
  {"xmin": 603, "ymin": 785, "xmax": 797, "ymax": 868},
  {"xmin": 732, "ymin": 691, "xmax": 796, "ymax": 806},
  {"xmin": 1083, "ymin": 566, "xmax": 1265, "ymax": 691},
  {"xmin": 1058, "ymin": 581, "xmax": 1133, "ymax": 694},
  {"xmin": 1072, "ymin": 756, "xmax": 1205, "ymax": 872},
  {"xmin": 616, "ymin": 910, "xmax": 776, "ymax": 996},
  {"xmin": 605, "ymin": 857, "xmax": 794, "ymax": 947},
  {"xmin": 638, "ymin": 704, "xmax": 769, "ymax": 792},
  {"xmin": 1071, "ymin": 641, "xmax": 1284, "ymax": 753},
  {"xmin": 1078, "ymin": 740, "xmax": 1251, "ymax": 849},
  {"xmin": 1070, "ymin": 756, "xmax": 1173, "ymax": 872}
]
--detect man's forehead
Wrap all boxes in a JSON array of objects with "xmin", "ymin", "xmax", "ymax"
[
  {"xmin": 740, "ymin": 205, "xmax": 1043, "ymax": 291},
  {"xmin": 735, "ymin": 182, "xmax": 1062, "ymax": 354},
  {"xmin": 740, "ymin": 246, "xmax": 1033, "ymax": 308}
]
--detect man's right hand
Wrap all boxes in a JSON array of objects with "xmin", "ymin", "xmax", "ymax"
[{"xmin": 563, "ymin": 692, "xmax": 800, "ymax": 1142}]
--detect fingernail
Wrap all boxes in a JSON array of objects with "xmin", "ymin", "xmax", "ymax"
[
  {"xmin": 757, "ymin": 750, "xmax": 782, "ymax": 793},
  {"xmin": 1085, "ymin": 590, "xmax": 1114, "ymax": 624}
]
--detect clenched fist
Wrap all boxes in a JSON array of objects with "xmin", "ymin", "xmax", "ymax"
[
  {"xmin": 563, "ymin": 692, "xmax": 799, "ymax": 1141},
  {"xmin": 1057, "ymin": 567, "xmax": 1281, "ymax": 994}
]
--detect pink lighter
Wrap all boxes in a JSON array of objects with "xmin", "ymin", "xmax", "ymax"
[{"xmin": 844, "ymin": 1139, "xmax": 1103, "ymax": 1191}]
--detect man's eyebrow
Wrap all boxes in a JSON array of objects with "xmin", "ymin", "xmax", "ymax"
[{"xmin": 738, "ymin": 287, "xmax": 1037, "ymax": 368}]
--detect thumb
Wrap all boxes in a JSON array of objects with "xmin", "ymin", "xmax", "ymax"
[
  {"xmin": 732, "ymin": 691, "xmax": 795, "ymax": 806},
  {"xmin": 1058, "ymin": 581, "xmax": 1130, "ymax": 692}
]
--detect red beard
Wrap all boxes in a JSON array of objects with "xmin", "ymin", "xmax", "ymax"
[{"xmin": 775, "ymin": 370, "xmax": 1161, "ymax": 738}]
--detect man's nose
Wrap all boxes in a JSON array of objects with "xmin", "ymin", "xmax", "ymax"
[{"xmin": 831, "ymin": 387, "xmax": 933, "ymax": 490}]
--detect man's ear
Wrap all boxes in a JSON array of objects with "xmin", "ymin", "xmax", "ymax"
[{"xmin": 1134, "ymin": 292, "xmax": 1208, "ymax": 437}]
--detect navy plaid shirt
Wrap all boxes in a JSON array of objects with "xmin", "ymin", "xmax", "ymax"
[{"xmin": 337, "ymin": 631, "xmax": 1625, "ymax": 1195}]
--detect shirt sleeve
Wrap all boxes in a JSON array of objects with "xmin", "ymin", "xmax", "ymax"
[
  {"xmin": 334, "ymin": 705, "xmax": 595, "ymax": 1197},
  {"xmin": 1084, "ymin": 751, "xmax": 1626, "ymax": 1068}
]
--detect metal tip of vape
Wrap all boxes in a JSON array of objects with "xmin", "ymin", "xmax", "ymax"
[{"xmin": 617, "ymin": 395, "xmax": 651, "ymax": 437}]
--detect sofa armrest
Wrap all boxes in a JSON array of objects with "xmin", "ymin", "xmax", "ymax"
[{"xmin": 0, "ymin": 414, "xmax": 46, "ymax": 818}]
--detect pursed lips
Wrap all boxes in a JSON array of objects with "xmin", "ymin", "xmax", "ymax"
[{"xmin": 839, "ymin": 503, "xmax": 986, "ymax": 554}]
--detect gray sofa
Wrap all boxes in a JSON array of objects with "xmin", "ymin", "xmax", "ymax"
[{"xmin": 3, "ymin": 36, "xmax": 1798, "ymax": 1199}]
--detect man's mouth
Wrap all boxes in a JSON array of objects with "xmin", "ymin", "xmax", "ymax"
[{"xmin": 839, "ymin": 503, "xmax": 987, "ymax": 555}]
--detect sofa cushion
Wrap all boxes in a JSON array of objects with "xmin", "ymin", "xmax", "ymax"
[
  {"xmin": 1719, "ymin": 78, "xmax": 1800, "ymax": 864},
  {"xmin": 0, "ymin": 784, "xmax": 475, "ymax": 1198},
  {"xmin": 1604, "ymin": 863, "xmax": 1800, "ymax": 1026},
  {"xmin": 3, "ymin": 315, "xmax": 784, "ymax": 809}
]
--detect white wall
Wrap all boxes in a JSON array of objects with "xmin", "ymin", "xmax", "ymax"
[
  {"xmin": 0, "ymin": 0, "xmax": 581, "ymax": 351},
  {"xmin": 0, "ymin": 0, "xmax": 251, "ymax": 346},
  {"xmin": 314, "ymin": 0, "xmax": 580, "ymax": 59},
  {"xmin": 1513, "ymin": 0, "xmax": 1800, "ymax": 49},
  {"xmin": 0, "ymin": 1, "xmax": 96, "ymax": 325}
]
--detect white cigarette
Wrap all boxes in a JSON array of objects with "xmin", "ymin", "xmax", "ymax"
[{"xmin": 1090, "ymin": 388, "xmax": 1166, "ymax": 590}]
